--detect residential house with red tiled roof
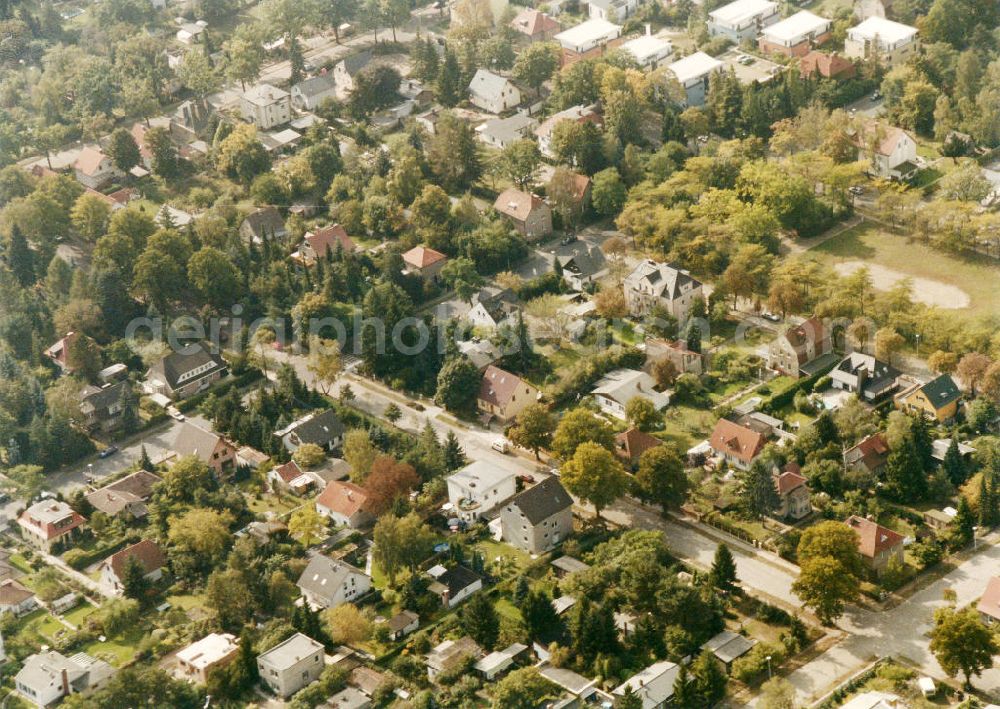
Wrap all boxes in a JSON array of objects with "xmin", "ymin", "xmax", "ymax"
[
  {"xmin": 494, "ymin": 189, "xmax": 552, "ymax": 240},
  {"xmin": 850, "ymin": 121, "xmax": 918, "ymax": 181},
  {"xmin": 510, "ymin": 8, "xmax": 560, "ymax": 42},
  {"xmin": 477, "ymin": 365, "xmax": 541, "ymax": 424},
  {"xmin": 709, "ymin": 418, "xmax": 766, "ymax": 470},
  {"xmin": 402, "ymin": 246, "xmax": 448, "ymax": 283},
  {"xmin": 18, "ymin": 500, "xmax": 86, "ymax": 551},
  {"xmin": 0, "ymin": 580, "xmax": 37, "ymax": 616},
  {"xmin": 73, "ymin": 146, "xmax": 122, "ymax": 189},
  {"xmin": 977, "ymin": 576, "xmax": 1000, "ymax": 625},
  {"xmin": 799, "ymin": 50, "xmax": 856, "ymax": 79},
  {"xmin": 844, "ymin": 433, "xmax": 890, "ymax": 478},
  {"xmin": 99, "ymin": 539, "xmax": 166, "ymax": 595},
  {"xmin": 315, "ymin": 481, "xmax": 375, "ymax": 529},
  {"xmin": 845, "ymin": 515, "xmax": 904, "ymax": 576},
  {"xmin": 773, "ymin": 463, "xmax": 810, "ymax": 520},
  {"xmin": 614, "ymin": 427, "xmax": 663, "ymax": 469},
  {"xmin": 294, "ymin": 224, "xmax": 356, "ymax": 264}
]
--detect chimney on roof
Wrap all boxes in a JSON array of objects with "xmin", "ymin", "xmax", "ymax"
[
  {"xmin": 645, "ymin": 23, "xmax": 651, "ymax": 36},
  {"xmin": 61, "ymin": 668, "xmax": 70, "ymax": 695}
]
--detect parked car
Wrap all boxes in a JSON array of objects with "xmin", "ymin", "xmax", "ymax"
[
  {"xmin": 762, "ymin": 312, "xmax": 781, "ymax": 322},
  {"xmin": 848, "ymin": 186, "xmax": 865, "ymax": 195},
  {"xmin": 98, "ymin": 446, "xmax": 119, "ymax": 459},
  {"xmin": 560, "ymin": 234, "xmax": 578, "ymax": 245},
  {"xmin": 491, "ymin": 438, "xmax": 511, "ymax": 454}
]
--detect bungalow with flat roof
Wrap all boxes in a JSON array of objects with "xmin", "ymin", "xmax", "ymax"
[
  {"xmin": 474, "ymin": 643, "xmax": 528, "ymax": 680},
  {"xmin": 666, "ymin": 52, "xmax": 724, "ymax": 107},
  {"xmin": 708, "ymin": 0, "xmax": 779, "ymax": 42},
  {"xmin": 176, "ymin": 633, "xmax": 239, "ymax": 684},
  {"xmin": 620, "ymin": 34, "xmax": 673, "ymax": 69},
  {"xmin": 759, "ymin": 10, "xmax": 831, "ymax": 56},
  {"xmin": 554, "ymin": 19, "xmax": 623, "ymax": 63}
]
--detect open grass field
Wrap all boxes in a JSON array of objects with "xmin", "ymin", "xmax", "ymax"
[{"xmin": 808, "ymin": 222, "xmax": 1000, "ymax": 321}]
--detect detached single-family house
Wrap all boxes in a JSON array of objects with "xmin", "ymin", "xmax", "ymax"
[
  {"xmin": 277, "ymin": 410, "xmax": 346, "ymax": 453},
  {"xmin": 467, "ymin": 287, "xmax": 522, "ymax": 330},
  {"xmin": 701, "ymin": 630, "xmax": 755, "ymax": 671},
  {"xmin": 73, "ymin": 147, "xmax": 122, "ymax": 190},
  {"xmin": 851, "ymin": 122, "xmax": 919, "ymax": 180},
  {"xmin": 830, "ymin": 352, "xmax": 899, "ymax": 401},
  {"xmin": 316, "ymin": 480, "xmax": 375, "ymax": 528},
  {"xmin": 644, "ymin": 338, "xmax": 703, "ymax": 376},
  {"xmin": 977, "ymin": 577, "xmax": 1000, "ymax": 625},
  {"xmin": 78, "ymin": 381, "xmax": 130, "ymax": 433},
  {"xmin": 469, "ymin": 70, "xmax": 521, "ymax": 114},
  {"xmin": 477, "ymin": 365, "xmax": 541, "ymax": 424},
  {"xmin": 844, "ymin": 16, "xmax": 918, "ymax": 68},
  {"xmin": 447, "ymin": 461, "xmax": 518, "ymax": 522},
  {"xmin": 773, "ymin": 463, "xmax": 811, "ymax": 520},
  {"xmin": 459, "ymin": 338, "xmax": 503, "ymax": 371},
  {"xmin": 766, "ymin": 317, "xmax": 833, "ymax": 378},
  {"xmin": 268, "ymin": 461, "xmax": 316, "ymax": 495},
  {"xmin": 587, "ymin": 0, "xmax": 639, "ymax": 23},
  {"xmin": 844, "ymin": 433, "xmax": 890, "ymax": 478},
  {"xmin": 709, "ymin": 418, "xmax": 766, "ymax": 470},
  {"xmin": 475, "ymin": 643, "xmax": 528, "ymax": 681},
  {"xmin": 708, "ymin": 0, "xmax": 780, "ymax": 42},
  {"xmin": 333, "ymin": 51, "xmax": 375, "ymax": 97},
  {"xmin": 296, "ymin": 555, "xmax": 372, "ymax": 610},
  {"xmin": 620, "ymin": 33, "xmax": 673, "ymax": 69},
  {"xmin": 45, "ymin": 332, "xmax": 91, "ymax": 374},
  {"xmin": 15, "ymin": 651, "xmax": 115, "ymax": 707},
  {"xmin": 425, "ymin": 637, "xmax": 483, "ymax": 680},
  {"xmin": 294, "ymin": 224, "xmax": 357, "ymax": 264},
  {"xmin": 494, "ymin": 188, "xmax": 553, "ymax": 240},
  {"xmin": 614, "ymin": 427, "xmax": 663, "ymax": 469},
  {"xmin": 291, "ymin": 74, "xmax": 338, "ymax": 111},
  {"xmin": 476, "ymin": 114, "xmax": 539, "ymax": 149},
  {"xmin": 240, "ymin": 206, "xmax": 288, "ymax": 245},
  {"xmin": 666, "ymin": 52, "xmax": 723, "ymax": 107},
  {"xmin": 535, "ymin": 104, "xmax": 601, "ymax": 158},
  {"xmin": 510, "ymin": 8, "xmax": 560, "ymax": 42},
  {"xmin": 624, "ymin": 260, "xmax": 704, "ymax": 323},
  {"xmin": 18, "ymin": 500, "xmax": 85, "ymax": 551},
  {"xmin": 799, "ymin": 50, "xmax": 857, "ymax": 80},
  {"xmin": 145, "ymin": 346, "xmax": 228, "ymax": 400},
  {"xmin": 592, "ymin": 368, "xmax": 670, "ymax": 419},
  {"xmin": 85, "ymin": 470, "xmax": 161, "ymax": 520},
  {"xmin": 554, "ymin": 19, "xmax": 623, "ymax": 61},
  {"xmin": 176, "ymin": 21, "xmax": 207, "ymax": 44},
  {"xmin": 427, "ymin": 565, "xmax": 483, "ymax": 608},
  {"xmin": 846, "ymin": 515, "xmax": 904, "ymax": 577},
  {"xmin": 894, "ymin": 374, "xmax": 961, "ymax": 422},
  {"xmin": 759, "ymin": 10, "xmax": 831, "ymax": 56},
  {"xmin": 402, "ymin": 246, "xmax": 448, "ymax": 283},
  {"xmin": 99, "ymin": 539, "xmax": 166, "ymax": 595},
  {"xmin": 556, "ymin": 246, "xmax": 607, "ymax": 291},
  {"xmin": 0, "ymin": 580, "xmax": 37, "ymax": 617},
  {"xmin": 172, "ymin": 421, "xmax": 237, "ymax": 477},
  {"xmin": 386, "ymin": 610, "xmax": 419, "ymax": 641},
  {"xmin": 176, "ymin": 633, "xmax": 240, "ymax": 684},
  {"xmin": 241, "ymin": 83, "xmax": 292, "ymax": 130},
  {"xmin": 501, "ymin": 477, "xmax": 574, "ymax": 553},
  {"xmin": 613, "ymin": 660, "xmax": 681, "ymax": 709},
  {"xmin": 256, "ymin": 633, "xmax": 325, "ymax": 698}
]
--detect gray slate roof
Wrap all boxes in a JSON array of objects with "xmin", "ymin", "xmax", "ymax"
[
  {"xmin": 508, "ymin": 477, "xmax": 573, "ymax": 524},
  {"xmin": 148, "ymin": 346, "xmax": 226, "ymax": 390},
  {"xmin": 296, "ymin": 555, "xmax": 367, "ymax": 605},
  {"xmin": 294, "ymin": 74, "xmax": 337, "ymax": 99}
]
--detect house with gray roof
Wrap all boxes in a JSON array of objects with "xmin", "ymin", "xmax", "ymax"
[
  {"xmin": 592, "ymin": 368, "xmax": 670, "ymax": 420},
  {"xmin": 323, "ymin": 686, "xmax": 371, "ymax": 708},
  {"xmin": 501, "ymin": 477, "xmax": 574, "ymax": 553},
  {"xmin": 613, "ymin": 660, "xmax": 682, "ymax": 708},
  {"xmin": 623, "ymin": 260, "xmax": 703, "ymax": 323},
  {"xmin": 85, "ymin": 470, "xmax": 161, "ymax": 519},
  {"xmin": 425, "ymin": 636, "xmax": 483, "ymax": 679},
  {"xmin": 15, "ymin": 651, "xmax": 115, "ymax": 707},
  {"xmin": 172, "ymin": 421, "xmax": 237, "ymax": 477},
  {"xmin": 145, "ymin": 346, "xmax": 228, "ymax": 400},
  {"xmin": 240, "ymin": 206, "xmax": 288, "ymax": 245},
  {"xmin": 701, "ymin": 630, "xmax": 755, "ymax": 671},
  {"xmin": 291, "ymin": 74, "xmax": 338, "ymax": 111},
  {"xmin": 556, "ymin": 246, "xmax": 607, "ymax": 291},
  {"xmin": 476, "ymin": 113, "xmax": 539, "ymax": 149},
  {"xmin": 296, "ymin": 555, "xmax": 371, "ymax": 610},
  {"xmin": 469, "ymin": 69, "xmax": 522, "ymax": 114},
  {"xmin": 78, "ymin": 381, "xmax": 130, "ymax": 433},
  {"xmin": 333, "ymin": 50, "xmax": 374, "ymax": 97},
  {"xmin": 427, "ymin": 564, "xmax": 482, "ymax": 608},
  {"xmin": 385, "ymin": 610, "xmax": 419, "ymax": 641},
  {"xmin": 276, "ymin": 409, "xmax": 346, "ymax": 453},
  {"xmin": 257, "ymin": 633, "xmax": 325, "ymax": 698}
]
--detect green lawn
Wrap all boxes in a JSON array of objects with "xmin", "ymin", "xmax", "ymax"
[
  {"xmin": 494, "ymin": 597, "xmax": 522, "ymax": 622},
  {"xmin": 62, "ymin": 601, "xmax": 96, "ymax": 628},
  {"xmin": 809, "ymin": 222, "xmax": 1000, "ymax": 320},
  {"xmin": 10, "ymin": 554, "xmax": 32, "ymax": 573},
  {"xmin": 660, "ymin": 405, "xmax": 716, "ymax": 451},
  {"xmin": 83, "ymin": 626, "xmax": 145, "ymax": 666},
  {"xmin": 475, "ymin": 539, "xmax": 532, "ymax": 575}
]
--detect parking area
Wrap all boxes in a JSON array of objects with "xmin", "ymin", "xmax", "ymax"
[{"xmin": 719, "ymin": 49, "xmax": 784, "ymax": 85}]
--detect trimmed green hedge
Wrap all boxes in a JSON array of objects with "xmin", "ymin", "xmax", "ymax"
[
  {"xmin": 176, "ymin": 368, "xmax": 264, "ymax": 413},
  {"xmin": 759, "ymin": 363, "xmax": 837, "ymax": 415}
]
